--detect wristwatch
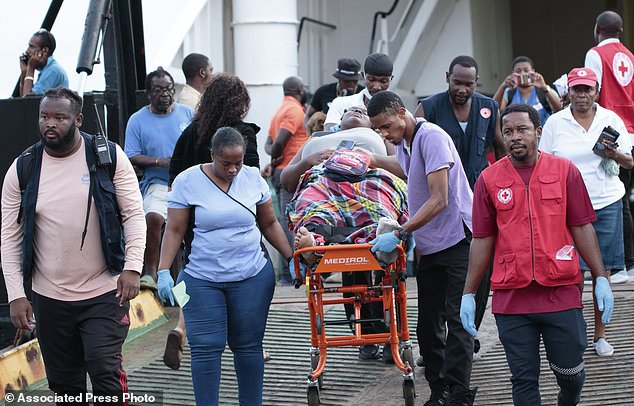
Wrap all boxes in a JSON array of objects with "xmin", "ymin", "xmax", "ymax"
[{"xmin": 395, "ymin": 227, "xmax": 410, "ymax": 242}]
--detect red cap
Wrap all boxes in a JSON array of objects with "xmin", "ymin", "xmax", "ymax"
[{"xmin": 567, "ymin": 67, "xmax": 598, "ymax": 88}]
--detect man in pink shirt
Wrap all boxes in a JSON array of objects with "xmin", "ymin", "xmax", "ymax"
[{"xmin": 1, "ymin": 87, "xmax": 146, "ymax": 403}]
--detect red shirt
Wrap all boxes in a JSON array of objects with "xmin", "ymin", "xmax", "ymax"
[{"xmin": 473, "ymin": 161, "xmax": 596, "ymax": 314}]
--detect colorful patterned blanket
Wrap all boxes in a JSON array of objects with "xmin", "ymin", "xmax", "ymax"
[{"xmin": 287, "ymin": 165, "xmax": 409, "ymax": 243}]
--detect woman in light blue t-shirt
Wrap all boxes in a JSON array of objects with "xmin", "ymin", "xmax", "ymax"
[{"xmin": 157, "ymin": 127, "xmax": 294, "ymax": 405}]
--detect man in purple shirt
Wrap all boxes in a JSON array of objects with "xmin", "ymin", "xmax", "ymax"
[{"xmin": 368, "ymin": 91, "xmax": 477, "ymax": 406}]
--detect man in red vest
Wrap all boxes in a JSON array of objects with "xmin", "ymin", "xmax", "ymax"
[
  {"xmin": 585, "ymin": 10, "xmax": 634, "ymax": 281},
  {"xmin": 460, "ymin": 103, "xmax": 614, "ymax": 406}
]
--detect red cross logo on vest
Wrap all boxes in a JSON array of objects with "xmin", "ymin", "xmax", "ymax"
[
  {"xmin": 612, "ymin": 52, "xmax": 633, "ymax": 86},
  {"xmin": 497, "ymin": 188, "xmax": 512, "ymax": 204}
]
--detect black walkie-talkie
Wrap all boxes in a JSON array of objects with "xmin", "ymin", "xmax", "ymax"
[{"xmin": 93, "ymin": 104, "xmax": 111, "ymax": 166}]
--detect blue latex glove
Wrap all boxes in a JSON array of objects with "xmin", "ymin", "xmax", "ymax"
[
  {"xmin": 594, "ymin": 276, "xmax": 614, "ymax": 323},
  {"xmin": 369, "ymin": 231, "xmax": 400, "ymax": 254},
  {"xmin": 289, "ymin": 257, "xmax": 306, "ymax": 280},
  {"xmin": 460, "ymin": 293, "xmax": 478, "ymax": 337},
  {"xmin": 157, "ymin": 269, "xmax": 175, "ymax": 306}
]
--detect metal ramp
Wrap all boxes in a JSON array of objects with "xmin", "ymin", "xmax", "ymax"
[
  {"xmin": 471, "ymin": 295, "xmax": 634, "ymax": 405},
  {"xmin": 126, "ymin": 293, "xmax": 634, "ymax": 405},
  {"xmin": 127, "ymin": 306, "xmax": 417, "ymax": 405}
]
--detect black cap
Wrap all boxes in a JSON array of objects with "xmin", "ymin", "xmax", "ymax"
[
  {"xmin": 364, "ymin": 53, "xmax": 393, "ymax": 77},
  {"xmin": 333, "ymin": 58, "xmax": 362, "ymax": 80}
]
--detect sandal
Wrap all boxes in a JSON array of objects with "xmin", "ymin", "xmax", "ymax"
[{"xmin": 163, "ymin": 329, "xmax": 184, "ymax": 370}]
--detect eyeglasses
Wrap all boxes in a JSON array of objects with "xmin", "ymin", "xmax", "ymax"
[{"xmin": 150, "ymin": 86, "xmax": 175, "ymax": 96}]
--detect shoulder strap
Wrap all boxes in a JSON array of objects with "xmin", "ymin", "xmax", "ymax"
[
  {"xmin": 506, "ymin": 88, "xmax": 516, "ymax": 105},
  {"xmin": 535, "ymin": 88, "xmax": 552, "ymax": 114},
  {"xmin": 205, "ymin": 167, "xmax": 266, "ymax": 242},
  {"xmin": 106, "ymin": 139, "xmax": 117, "ymax": 179},
  {"xmin": 81, "ymin": 132, "xmax": 117, "ymax": 180},
  {"xmin": 16, "ymin": 143, "xmax": 40, "ymax": 224},
  {"xmin": 79, "ymin": 133, "xmax": 118, "ymax": 250}
]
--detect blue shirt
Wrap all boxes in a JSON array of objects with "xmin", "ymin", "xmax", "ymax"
[
  {"xmin": 169, "ymin": 165, "xmax": 272, "ymax": 282},
  {"xmin": 32, "ymin": 56, "xmax": 68, "ymax": 94},
  {"xmin": 396, "ymin": 120, "xmax": 473, "ymax": 255},
  {"xmin": 507, "ymin": 87, "xmax": 551, "ymax": 125},
  {"xmin": 124, "ymin": 104, "xmax": 193, "ymax": 194}
]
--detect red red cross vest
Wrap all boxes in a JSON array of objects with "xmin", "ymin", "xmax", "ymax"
[
  {"xmin": 592, "ymin": 42, "xmax": 634, "ymax": 132},
  {"xmin": 480, "ymin": 153, "xmax": 582, "ymax": 290}
]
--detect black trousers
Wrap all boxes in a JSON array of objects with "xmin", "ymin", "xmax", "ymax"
[
  {"xmin": 271, "ymin": 168, "xmax": 294, "ymax": 282},
  {"xmin": 416, "ymin": 238, "xmax": 474, "ymax": 394},
  {"xmin": 32, "ymin": 290, "xmax": 130, "ymax": 406},
  {"xmin": 342, "ymin": 271, "xmax": 387, "ymax": 335},
  {"xmin": 496, "ymin": 309, "xmax": 587, "ymax": 406},
  {"xmin": 619, "ymin": 167, "xmax": 634, "ymax": 269}
]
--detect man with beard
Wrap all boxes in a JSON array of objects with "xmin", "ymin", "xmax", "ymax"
[
  {"xmin": 1, "ymin": 87, "xmax": 146, "ymax": 403},
  {"xmin": 461, "ymin": 103, "xmax": 614, "ymax": 405},
  {"xmin": 324, "ymin": 53, "xmax": 394, "ymax": 131},
  {"xmin": 368, "ymin": 91, "xmax": 477, "ymax": 406},
  {"xmin": 415, "ymin": 55, "xmax": 505, "ymax": 187},
  {"xmin": 266, "ymin": 75, "xmax": 309, "ymax": 284},
  {"xmin": 125, "ymin": 67, "xmax": 194, "ymax": 286},
  {"xmin": 414, "ymin": 56, "xmax": 506, "ymax": 355}
]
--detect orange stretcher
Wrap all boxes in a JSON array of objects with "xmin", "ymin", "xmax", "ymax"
[{"xmin": 292, "ymin": 243, "xmax": 416, "ymax": 406}]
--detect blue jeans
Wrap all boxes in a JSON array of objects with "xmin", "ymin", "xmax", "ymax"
[
  {"xmin": 495, "ymin": 309, "xmax": 587, "ymax": 406},
  {"xmin": 178, "ymin": 261, "xmax": 275, "ymax": 406},
  {"xmin": 579, "ymin": 199, "xmax": 624, "ymax": 272}
]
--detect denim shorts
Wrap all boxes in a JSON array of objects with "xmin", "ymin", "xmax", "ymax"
[{"xmin": 579, "ymin": 199, "xmax": 624, "ymax": 272}]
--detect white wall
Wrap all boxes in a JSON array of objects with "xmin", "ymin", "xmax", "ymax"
[{"xmin": 233, "ymin": 0, "xmax": 299, "ymax": 167}]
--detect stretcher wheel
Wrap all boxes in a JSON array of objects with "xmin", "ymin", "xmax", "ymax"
[
  {"xmin": 402, "ymin": 379, "xmax": 416, "ymax": 406},
  {"xmin": 311, "ymin": 353, "xmax": 324, "ymax": 388},
  {"xmin": 401, "ymin": 347, "xmax": 415, "ymax": 370},
  {"xmin": 307, "ymin": 386, "xmax": 320, "ymax": 406}
]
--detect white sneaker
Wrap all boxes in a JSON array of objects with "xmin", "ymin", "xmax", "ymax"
[
  {"xmin": 627, "ymin": 267, "xmax": 634, "ymax": 281},
  {"xmin": 610, "ymin": 270, "xmax": 629, "ymax": 284},
  {"xmin": 583, "ymin": 271, "xmax": 593, "ymax": 285},
  {"xmin": 594, "ymin": 337, "xmax": 614, "ymax": 356}
]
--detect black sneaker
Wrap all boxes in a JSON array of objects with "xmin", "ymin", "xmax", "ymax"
[
  {"xmin": 424, "ymin": 383, "xmax": 449, "ymax": 406},
  {"xmin": 358, "ymin": 344, "xmax": 380, "ymax": 360},
  {"xmin": 448, "ymin": 387, "xmax": 478, "ymax": 406}
]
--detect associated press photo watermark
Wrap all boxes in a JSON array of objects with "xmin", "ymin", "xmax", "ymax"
[{"xmin": 3, "ymin": 390, "xmax": 163, "ymax": 405}]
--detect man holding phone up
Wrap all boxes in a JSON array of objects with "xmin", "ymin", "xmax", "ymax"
[
  {"xmin": 493, "ymin": 56, "xmax": 561, "ymax": 125},
  {"xmin": 19, "ymin": 29, "xmax": 68, "ymax": 97}
]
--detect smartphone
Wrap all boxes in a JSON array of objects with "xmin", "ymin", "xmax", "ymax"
[{"xmin": 336, "ymin": 140, "xmax": 355, "ymax": 150}]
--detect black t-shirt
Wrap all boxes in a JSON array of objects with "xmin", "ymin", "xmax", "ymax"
[{"xmin": 310, "ymin": 82, "xmax": 364, "ymax": 114}]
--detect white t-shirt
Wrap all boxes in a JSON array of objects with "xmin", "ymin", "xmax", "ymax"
[
  {"xmin": 584, "ymin": 37, "xmax": 621, "ymax": 88},
  {"xmin": 324, "ymin": 90, "xmax": 370, "ymax": 127},
  {"xmin": 301, "ymin": 127, "xmax": 387, "ymax": 158},
  {"xmin": 540, "ymin": 104, "xmax": 632, "ymax": 210}
]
